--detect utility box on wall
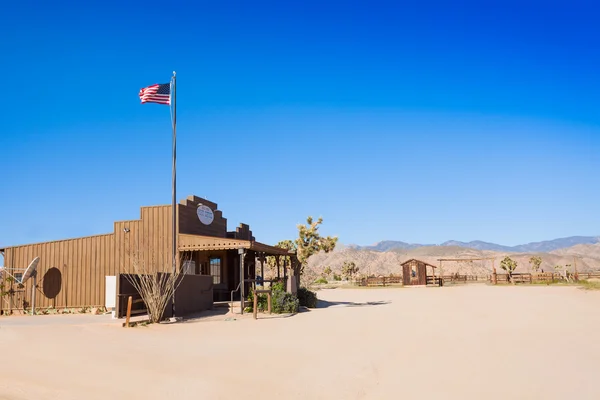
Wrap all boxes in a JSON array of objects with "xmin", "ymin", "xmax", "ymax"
[{"xmin": 105, "ymin": 276, "xmax": 116, "ymax": 316}]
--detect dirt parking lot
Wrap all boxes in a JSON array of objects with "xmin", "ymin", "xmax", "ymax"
[{"xmin": 1, "ymin": 284, "xmax": 599, "ymax": 400}]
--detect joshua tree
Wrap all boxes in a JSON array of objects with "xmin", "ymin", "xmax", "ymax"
[
  {"xmin": 500, "ymin": 256, "xmax": 518, "ymax": 283},
  {"xmin": 529, "ymin": 256, "xmax": 542, "ymax": 273},
  {"xmin": 266, "ymin": 240, "xmax": 296, "ymax": 277},
  {"xmin": 293, "ymin": 217, "xmax": 338, "ymax": 286},
  {"xmin": 341, "ymin": 261, "xmax": 359, "ymax": 280}
]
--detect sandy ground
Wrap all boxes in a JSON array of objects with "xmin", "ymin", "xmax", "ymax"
[{"xmin": 1, "ymin": 284, "xmax": 599, "ymax": 400}]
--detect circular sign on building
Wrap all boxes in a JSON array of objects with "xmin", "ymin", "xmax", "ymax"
[{"xmin": 197, "ymin": 204, "xmax": 214, "ymax": 225}]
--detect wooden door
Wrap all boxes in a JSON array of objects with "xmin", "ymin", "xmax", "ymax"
[
  {"xmin": 417, "ymin": 263, "xmax": 427, "ymax": 285},
  {"xmin": 402, "ymin": 265, "xmax": 411, "ymax": 285}
]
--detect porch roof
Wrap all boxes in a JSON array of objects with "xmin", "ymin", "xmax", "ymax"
[{"xmin": 178, "ymin": 234, "xmax": 294, "ymax": 256}]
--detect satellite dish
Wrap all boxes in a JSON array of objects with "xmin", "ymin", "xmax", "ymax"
[{"xmin": 21, "ymin": 257, "xmax": 40, "ymax": 284}]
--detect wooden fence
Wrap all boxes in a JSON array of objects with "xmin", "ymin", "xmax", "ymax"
[
  {"xmin": 576, "ymin": 272, "xmax": 600, "ymax": 280},
  {"xmin": 426, "ymin": 276, "xmax": 443, "ymax": 286},
  {"xmin": 354, "ymin": 271, "xmax": 600, "ymax": 287},
  {"xmin": 491, "ymin": 272, "xmax": 600, "ymax": 284},
  {"xmin": 440, "ymin": 275, "xmax": 482, "ymax": 283},
  {"xmin": 358, "ymin": 276, "xmax": 402, "ymax": 286}
]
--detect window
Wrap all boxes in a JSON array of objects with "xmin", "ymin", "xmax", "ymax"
[
  {"xmin": 210, "ymin": 258, "xmax": 221, "ymax": 284},
  {"xmin": 14, "ymin": 273, "xmax": 23, "ymax": 283},
  {"xmin": 182, "ymin": 260, "xmax": 196, "ymax": 275}
]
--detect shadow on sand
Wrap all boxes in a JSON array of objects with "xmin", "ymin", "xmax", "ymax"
[
  {"xmin": 179, "ymin": 307, "xmax": 299, "ymax": 323},
  {"xmin": 317, "ymin": 300, "xmax": 391, "ymax": 309}
]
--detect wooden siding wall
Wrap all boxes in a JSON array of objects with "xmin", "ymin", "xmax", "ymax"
[
  {"xmin": 3, "ymin": 234, "xmax": 115, "ymax": 310},
  {"xmin": 178, "ymin": 196, "xmax": 228, "ymax": 238},
  {"xmin": 229, "ymin": 223, "xmax": 255, "ymax": 241},
  {"xmin": 114, "ymin": 205, "xmax": 173, "ymax": 275},
  {"xmin": 3, "ymin": 205, "xmax": 175, "ymax": 311}
]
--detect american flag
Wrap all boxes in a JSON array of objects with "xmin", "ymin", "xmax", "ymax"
[{"xmin": 139, "ymin": 83, "xmax": 171, "ymax": 105}]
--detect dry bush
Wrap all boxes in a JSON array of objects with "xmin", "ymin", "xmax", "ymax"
[{"xmin": 122, "ymin": 245, "xmax": 186, "ymax": 324}]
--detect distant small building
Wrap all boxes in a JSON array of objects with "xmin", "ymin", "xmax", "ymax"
[{"xmin": 401, "ymin": 258, "xmax": 437, "ymax": 286}]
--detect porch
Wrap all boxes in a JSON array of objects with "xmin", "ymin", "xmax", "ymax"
[{"xmin": 177, "ymin": 234, "xmax": 294, "ymax": 303}]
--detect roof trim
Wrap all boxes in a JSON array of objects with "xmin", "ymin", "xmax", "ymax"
[
  {"xmin": 401, "ymin": 258, "xmax": 437, "ymax": 268},
  {"xmin": 0, "ymin": 233, "xmax": 115, "ymax": 250},
  {"xmin": 177, "ymin": 234, "xmax": 294, "ymax": 256}
]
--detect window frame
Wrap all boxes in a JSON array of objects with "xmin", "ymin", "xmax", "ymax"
[{"xmin": 209, "ymin": 257, "xmax": 222, "ymax": 285}]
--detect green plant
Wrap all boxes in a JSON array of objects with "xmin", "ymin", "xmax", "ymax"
[
  {"xmin": 246, "ymin": 281, "xmax": 298, "ymax": 314},
  {"xmin": 297, "ymin": 287, "xmax": 318, "ymax": 308},
  {"xmin": 294, "ymin": 217, "xmax": 338, "ymax": 286},
  {"xmin": 246, "ymin": 287, "xmax": 269, "ymax": 312},
  {"xmin": 314, "ymin": 277, "xmax": 328, "ymax": 284},
  {"xmin": 341, "ymin": 261, "xmax": 359, "ymax": 280},
  {"xmin": 333, "ymin": 274, "xmax": 342, "ymax": 281},
  {"xmin": 579, "ymin": 280, "xmax": 600, "ymax": 290},
  {"xmin": 266, "ymin": 240, "xmax": 296, "ymax": 274},
  {"xmin": 500, "ymin": 256, "xmax": 518, "ymax": 282},
  {"xmin": 271, "ymin": 281, "xmax": 285, "ymax": 292},
  {"xmin": 272, "ymin": 290, "xmax": 299, "ymax": 314},
  {"xmin": 529, "ymin": 256, "xmax": 542, "ymax": 272}
]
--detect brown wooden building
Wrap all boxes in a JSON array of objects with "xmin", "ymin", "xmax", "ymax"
[
  {"xmin": 401, "ymin": 258, "xmax": 437, "ymax": 286},
  {"xmin": 0, "ymin": 195, "xmax": 292, "ymax": 314}
]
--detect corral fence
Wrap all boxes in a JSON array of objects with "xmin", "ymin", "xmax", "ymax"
[
  {"xmin": 353, "ymin": 272, "xmax": 600, "ymax": 287},
  {"xmin": 575, "ymin": 272, "xmax": 600, "ymax": 280},
  {"xmin": 492, "ymin": 272, "xmax": 600, "ymax": 284},
  {"xmin": 356, "ymin": 276, "xmax": 402, "ymax": 287},
  {"xmin": 440, "ymin": 274, "xmax": 483, "ymax": 283}
]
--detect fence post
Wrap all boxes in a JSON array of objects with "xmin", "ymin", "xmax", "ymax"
[
  {"xmin": 267, "ymin": 292, "xmax": 272, "ymax": 315},
  {"xmin": 125, "ymin": 296, "xmax": 132, "ymax": 328},
  {"xmin": 253, "ymin": 293, "xmax": 258, "ymax": 320}
]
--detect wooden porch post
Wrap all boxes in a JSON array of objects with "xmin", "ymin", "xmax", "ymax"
[
  {"xmin": 260, "ymin": 253, "xmax": 265, "ymax": 285},
  {"xmin": 239, "ymin": 248, "xmax": 245, "ymax": 315},
  {"xmin": 283, "ymin": 257, "xmax": 287, "ymax": 280},
  {"xmin": 276, "ymin": 256, "xmax": 280, "ymax": 279}
]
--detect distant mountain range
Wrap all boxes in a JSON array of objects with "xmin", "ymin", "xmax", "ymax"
[
  {"xmin": 304, "ymin": 237, "xmax": 600, "ymax": 279},
  {"xmin": 349, "ymin": 236, "xmax": 600, "ymax": 253}
]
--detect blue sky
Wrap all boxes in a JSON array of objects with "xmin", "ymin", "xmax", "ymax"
[{"xmin": 1, "ymin": 0, "xmax": 599, "ymax": 258}]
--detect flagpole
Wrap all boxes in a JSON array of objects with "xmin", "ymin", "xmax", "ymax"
[{"xmin": 171, "ymin": 71, "xmax": 177, "ymax": 319}]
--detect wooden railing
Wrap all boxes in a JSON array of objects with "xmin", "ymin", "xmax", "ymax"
[
  {"xmin": 426, "ymin": 276, "xmax": 443, "ymax": 286},
  {"xmin": 354, "ymin": 271, "xmax": 600, "ymax": 287},
  {"xmin": 490, "ymin": 272, "xmax": 600, "ymax": 284},
  {"xmin": 576, "ymin": 272, "xmax": 600, "ymax": 280},
  {"xmin": 358, "ymin": 276, "xmax": 402, "ymax": 286},
  {"xmin": 439, "ymin": 275, "xmax": 482, "ymax": 283}
]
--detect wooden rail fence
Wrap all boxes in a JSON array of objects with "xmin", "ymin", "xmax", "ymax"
[
  {"xmin": 354, "ymin": 271, "xmax": 600, "ymax": 287},
  {"xmin": 358, "ymin": 276, "xmax": 402, "ymax": 286}
]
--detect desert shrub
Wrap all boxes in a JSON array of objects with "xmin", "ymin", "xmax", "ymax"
[
  {"xmin": 246, "ymin": 280, "xmax": 299, "ymax": 313},
  {"xmin": 271, "ymin": 280, "xmax": 285, "ymax": 292},
  {"xmin": 333, "ymin": 274, "xmax": 342, "ymax": 281},
  {"xmin": 297, "ymin": 287, "xmax": 318, "ymax": 308},
  {"xmin": 314, "ymin": 277, "xmax": 328, "ymax": 284},
  {"xmin": 272, "ymin": 290, "xmax": 299, "ymax": 313},
  {"xmin": 246, "ymin": 287, "xmax": 269, "ymax": 312}
]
